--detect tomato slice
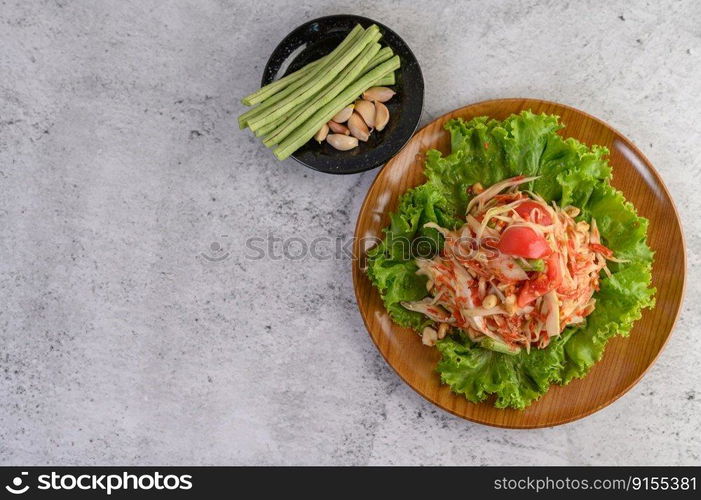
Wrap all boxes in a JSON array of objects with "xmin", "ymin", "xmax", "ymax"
[
  {"xmin": 517, "ymin": 277, "xmax": 545, "ymax": 307},
  {"xmin": 517, "ymin": 253, "xmax": 562, "ymax": 307},
  {"xmin": 498, "ymin": 226, "xmax": 552, "ymax": 259},
  {"xmin": 514, "ymin": 200, "xmax": 553, "ymax": 225}
]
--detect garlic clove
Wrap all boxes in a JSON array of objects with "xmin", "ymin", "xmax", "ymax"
[
  {"xmin": 374, "ymin": 101, "xmax": 389, "ymax": 131},
  {"xmin": 314, "ymin": 123, "xmax": 329, "ymax": 143},
  {"xmin": 331, "ymin": 105, "xmax": 354, "ymax": 123},
  {"xmin": 362, "ymin": 86, "xmax": 396, "ymax": 103},
  {"xmin": 353, "ymin": 99, "xmax": 375, "ymax": 129},
  {"xmin": 326, "ymin": 134, "xmax": 358, "ymax": 151},
  {"xmin": 421, "ymin": 327, "xmax": 438, "ymax": 346},
  {"xmin": 347, "ymin": 112, "xmax": 370, "ymax": 142},
  {"xmin": 327, "ymin": 120, "xmax": 350, "ymax": 135}
]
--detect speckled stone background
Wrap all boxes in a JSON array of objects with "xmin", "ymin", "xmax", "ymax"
[{"xmin": 1, "ymin": 0, "xmax": 699, "ymax": 465}]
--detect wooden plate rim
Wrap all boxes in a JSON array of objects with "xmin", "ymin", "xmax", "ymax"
[{"xmin": 352, "ymin": 97, "xmax": 687, "ymax": 429}]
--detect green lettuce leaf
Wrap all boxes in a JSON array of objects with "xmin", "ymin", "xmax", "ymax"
[{"xmin": 366, "ymin": 110, "xmax": 655, "ymax": 409}]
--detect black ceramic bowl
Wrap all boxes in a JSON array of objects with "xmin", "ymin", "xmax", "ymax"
[{"xmin": 261, "ymin": 14, "xmax": 424, "ymax": 174}]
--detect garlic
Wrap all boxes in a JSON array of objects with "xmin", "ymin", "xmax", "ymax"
[
  {"xmin": 354, "ymin": 99, "xmax": 375, "ymax": 129},
  {"xmin": 362, "ymin": 86, "xmax": 396, "ymax": 103},
  {"xmin": 437, "ymin": 323, "xmax": 449, "ymax": 340},
  {"xmin": 314, "ymin": 123, "xmax": 329, "ymax": 143},
  {"xmin": 374, "ymin": 101, "xmax": 389, "ymax": 131},
  {"xmin": 421, "ymin": 327, "xmax": 438, "ymax": 346},
  {"xmin": 327, "ymin": 120, "xmax": 350, "ymax": 135},
  {"xmin": 348, "ymin": 112, "xmax": 370, "ymax": 142},
  {"xmin": 331, "ymin": 105, "xmax": 354, "ymax": 123},
  {"xmin": 326, "ymin": 134, "xmax": 358, "ymax": 151}
]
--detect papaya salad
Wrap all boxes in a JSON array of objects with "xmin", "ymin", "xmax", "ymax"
[
  {"xmin": 366, "ymin": 111, "xmax": 655, "ymax": 409},
  {"xmin": 402, "ymin": 175, "xmax": 625, "ymax": 354}
]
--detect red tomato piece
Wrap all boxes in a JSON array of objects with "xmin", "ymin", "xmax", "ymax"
[
  {"xmin": 498, "ymin": 226, "xmax": 552, "ymax": 259},
  {"xmin": 517, "ymin": 253, "xmax": 562, "ymax": 307},
  {"xmin": 514, "ymin": 200, "xmax": 553, "ymax": 225},
  {"xmin": 517, "ymin": 277, "xmax": 546, "ymax": 307}
]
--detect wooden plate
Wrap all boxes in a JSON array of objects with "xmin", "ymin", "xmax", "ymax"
[{"xmin": 352, "ymin": 98, "xmax": 686, "ymax": 428}]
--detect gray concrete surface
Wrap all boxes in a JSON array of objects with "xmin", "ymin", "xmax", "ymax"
[{"xmin": 1, "ymin": 0, "xmax": 699, "ymax": 465}]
